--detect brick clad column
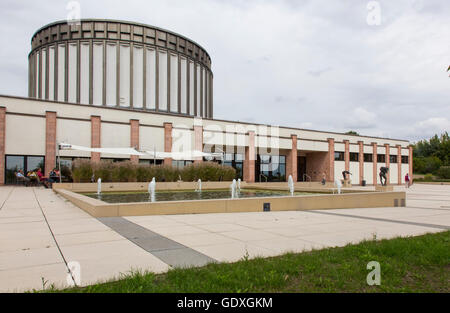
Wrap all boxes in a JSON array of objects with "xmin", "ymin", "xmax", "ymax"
[
  {"xmin": 327, "ymin": 138, "xmax": 335, "ymax": 182},
  {"xmin": 344, "ymin": 140, "xmax": 350, "ymax": 172},
  {"xmin": 164, "ymin": 122, "xmax": 173, "ymax": 166},
  {"xmin": 385, "ymin": 144, "xmax": 390, "ymax": 185},
  {"xmin": 397, "ymin": 145, "xmax": 402, "ymax": 185},
  {"xmin": 286, "ymin": 134, "xmax": 298, "ymax": 182},
  {"xmin": 244, "ymin": 131, "xmax": 255, "ymax": 183},
  {"xmin": 194, "ymin": 125, "xmax": 203, "ymax": 163},
  {"xmin": 409, "ymin": 145, "xmax": 413, "ymax": 184},
  {"xmin": 45, "ymin": 111, "xmax": 57, "ymax": 176},
  {"xmin": 358, "ymin": 141, "xmax": 364, "ymax": 185},
  {"xmin": 372, "ymin": 142, "xmax": 377, "ymax": 186},
  {"xmin": 90, "ymin": 116, "xmax": 101, "ymax": 163},
  {"xmin": 130, "ymin": 119, "xmax": 139, "ymax": 164},
  {"xmin": 0, "ymin": 107, "xmax": 5, "ymax": 185}
]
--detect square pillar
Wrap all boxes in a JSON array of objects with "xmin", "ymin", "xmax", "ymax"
[
  {"xmin": 90, "ymin": 116, "xmax": 101, "ymax": 163},
  {"xmin": 409, "ymin": 145, "xmax": 413, "ymax": 184},
  {"xmin": 45, "ymin": 111, "xmax": 57, "ymax": 176},
  {"xmin": 327, "ymin": 138, "xmax": 335, "ymax": 182},
  {"xmin": 286, "ymin": 134, "xmax": 298, "ymax": 182},
  {"xmin": 130, "ymin": 119, "xmax": 140, "ymax": 164},
  {"xmin": 194, "ymin": 125, "xmax": 203, "ymax": 163},
  {"xmin": 0, "ymin": 107, "xmax": 5, "ymax": 185},
  {"xmin": 344, "ymin": 140, "xmax": 350, "ymax": 172},
  {"xmin": 372, "ymin": 142, "xmax": 377, "ymax": 186},
  {"xmin": 385, "ymin": 144, "xmax": 390, "ymax": 185},
  {"xmin": 358, "ymin": 141, "xmax": 364, "ymax": 185},
  {"xmin": 243, "ymin": 131, "xmax": 255, "ymax": 183},
  {"xmin": 397, "ymin": 145, "xmax": 402, "ymax": 185},
  {"xmin": 164, "ymin": 122, "xmax": 173, "ymax": 166}
]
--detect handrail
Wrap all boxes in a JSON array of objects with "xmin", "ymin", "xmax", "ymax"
[
  {"xmin": 303, "ymin": 174, "xmax": 312, "ymax": 182},
  {"xmin": 259, "ymin": 174, "xmax": 268, "ymax": 183}
]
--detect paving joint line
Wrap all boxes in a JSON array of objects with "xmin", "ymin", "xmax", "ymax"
[
  {"xmin": 32, "ymin": 188, "xmax": 78, "ymax": 287},
  {"xmin": 303, "ymin": 210, "xmax": 450, "ymax": 230}
]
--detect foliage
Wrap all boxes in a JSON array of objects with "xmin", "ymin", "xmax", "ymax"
[
  {"xmin": 345, "ymin": 130, "xmax": 359, "ymax": 136},
  {"xmin": 71, "ymin": 160, "xmax": 236, "ymax": 183},
  {"xmin": 436, "ymin": 166, "xmax": 450, "ymax": 179},
  {"xmin": 413, "ymin": 156, "xmax": 442, "ymax": 174},
  {"xmin": 413, "ymin": 132, "xmax": 450, "ymax": 165},
  {"xmin": 413, "ymin": 132, "xmax": 450, "ymax": 174}
]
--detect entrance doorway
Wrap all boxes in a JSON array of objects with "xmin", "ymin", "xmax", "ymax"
[{"xmin": 297, "ymin": 156, "xmax": 307, "ymax": 181}]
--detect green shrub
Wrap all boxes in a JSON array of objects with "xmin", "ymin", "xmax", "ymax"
[
  {"xmin": 71, "ymin": 159, "xmax": 93, "ymax": 183},
  {"xmin": 423, "ymin": 173, "xmax": 434, "ymax": 182},
  {"xmin": 71, "ymin": 160, "xmax": 236, "ymax": 183},
  {"xmin": 92, "ymin": 160, "xmax": 114, "ymax": 182},
  {"xmin": 436, "ymin": 166, "xmax": 450, "ymax": 179},
  {"xmin": 180, "ymin": 162, "xmax": 236, "ymax": 182}
]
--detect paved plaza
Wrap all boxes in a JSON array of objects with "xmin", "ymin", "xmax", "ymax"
[{"xmin": 0, "ymin": 184, "xmax": 449, "ymax": 292}]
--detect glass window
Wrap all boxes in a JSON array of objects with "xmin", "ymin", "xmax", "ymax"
[
  {"xmin": 257, "ymin": 155, "xmax": 286, "ymax": 182},
  {"xmin": 5, "ymin": 156, "xmax": 25, "ymax": 184},
  {"xmin": 377, "ymin": 154, "xmax": 386, "ymax": 163},
  {"xmin": 5, "ymin": 156, "xmax": 45, "ymax": 184},
  {"xmin": 350, "ymin": 152, "xmax": 359, "ymax": 162},
  {"xmin": 401, "ymin": 156, "xmax": 409, "ymax": 164},
  {"xmin": 364, "ymin": 153, "xmax": 373, "ymax": 162},
  {"xmin": 27, "ymin": 156, "xmax": 45, "ymax": 172},
  {"xmin": 334, "ymin": 152, "xmax": 344, "ymax": 161},
  {"xmin": 390, "ymin": 155, "xmax": 398, "ymax": 163}
]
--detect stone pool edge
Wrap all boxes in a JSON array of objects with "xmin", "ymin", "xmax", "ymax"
[{"xmin": 54, "ymin": 185, "xmax": 406, "ymax": 218}]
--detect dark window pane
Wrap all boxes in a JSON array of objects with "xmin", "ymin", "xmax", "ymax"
[
  {"xmin": 27, "ymin": 156, "xmax": 45, "ymax": 172},
  {"xmin": 390, "ymin": 155, "xmax": 398, "ymax": 163},
  {"xmin": 402, "ymin": 156, "xmax": 409, "ymax": 164},
  {"xmin": 377, "ymin": 154, "xmax": 386, "ymax": 163},
  {"xmin": 5, "ymin": 156, "xmax": 25, "ymax": 184},
  {"xmin": 364, "ymin": 153, "xmax": 373, "ymax": 162},
  {"xmin": 350, "ymin": 152, "xmax": 359, "ymax": 162},
  {"xmin": 334, "ymin": 152, "xmax": 344, "ymax": 161}
]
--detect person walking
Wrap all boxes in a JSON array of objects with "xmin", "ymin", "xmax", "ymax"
[{"xmin": 405, "ymin": 173, "xmax": 410, "ymax": 188}]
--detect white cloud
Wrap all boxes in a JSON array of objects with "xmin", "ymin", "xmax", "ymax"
[{"xmin": 0, "ymin": 0, "xmax": 448, "ymax": 142}]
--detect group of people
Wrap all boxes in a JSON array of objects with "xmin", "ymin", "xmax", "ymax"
[
  {"xmin": 318, "ymin": 169, "xmax": 412, "ymax": 188},
  {"xmin": 15, "ymin": 168, "xmax": 60, "ymax": 188}
]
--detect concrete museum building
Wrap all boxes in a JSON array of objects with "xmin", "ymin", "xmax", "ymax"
[{"xmin": 0, "ymin": 19, "xmax": 413, "ymax": 185}]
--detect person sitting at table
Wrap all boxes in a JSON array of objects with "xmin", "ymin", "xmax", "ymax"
[
  {"xmin": 16, "ymin": 170, "xmax": 30, "ymax": 186},
  {"xmin": 36, "ymin": 168, "xmax": 51, "ymax": 188},
  {"xmin": 48, "ymin": 168, "xmax": 60, "ymax": 183},
  {"xmin": 27, "ymin": 170, "xmax": 39, "ymax": 185}
]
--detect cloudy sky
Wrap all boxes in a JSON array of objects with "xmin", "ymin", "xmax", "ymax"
[{"xmin": 0, "ymin": 0, "xmax": 448, "ymax": 142}]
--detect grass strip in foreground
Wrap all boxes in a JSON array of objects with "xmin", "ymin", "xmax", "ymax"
[{"xmin": 42, "ymin": 231, "xmax": 449, "ymax": 293}]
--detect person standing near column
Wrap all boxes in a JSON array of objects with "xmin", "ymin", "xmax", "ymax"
[{"xmin": 405, "ymin": 173, "xmax": 410, "ymax": 188}]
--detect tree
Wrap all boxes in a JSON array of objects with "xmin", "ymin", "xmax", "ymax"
[
  {"xmin": 413, "ymin": 132, "xmax": 450, "ymax": 173},
  {"xmin": 345, "ymin": 131, "xmax": 359, "ymax": 136}
]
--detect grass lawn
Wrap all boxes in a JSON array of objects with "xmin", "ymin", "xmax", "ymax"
[{"xmin": 43, "ymin": 231, "xmax": 449, "ymax": 293}]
